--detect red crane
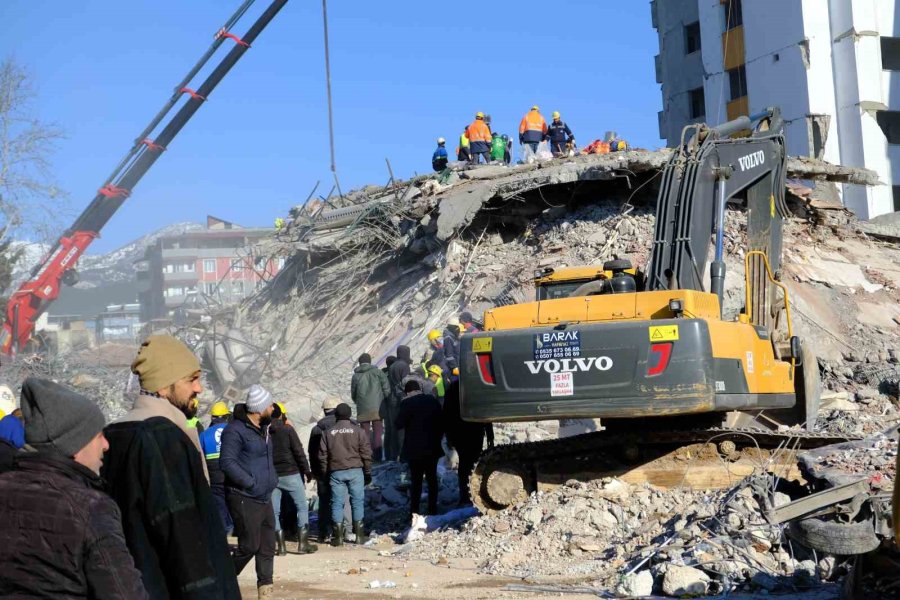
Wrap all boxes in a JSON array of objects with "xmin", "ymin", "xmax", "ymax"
[{"xmin": 1, "ymin": 0, "xmax": 288, "ymax": 354}]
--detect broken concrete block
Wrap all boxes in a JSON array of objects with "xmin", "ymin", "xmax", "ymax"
[
  {"xmin": 616, "ymin": 570, "xmax": 653, "ymax": 598},
  {"xmin": 661, "ymin": 565, "xmax": 709, "ymax": 596}
]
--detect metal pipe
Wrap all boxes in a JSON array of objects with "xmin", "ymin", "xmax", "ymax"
[
  {"xmin": 710, "ymin": 177, "xmax": 727, "ymax": 316},
  {"xmin": 710, "ymin": 108, "xmax": 774, "ymax": 138}
]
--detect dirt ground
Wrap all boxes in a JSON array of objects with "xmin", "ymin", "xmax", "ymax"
[
  {"xmin": 236, "ymin": 539, "xmax": 843, "ymax": 600},
  {"xmin": 236, "ymin": 540, "xmax": 554, "ymax": 599}
]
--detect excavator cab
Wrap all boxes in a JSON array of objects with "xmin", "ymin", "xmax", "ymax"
[{"xmin": 534, "ymin": 262, "xmax": 640, "ymax": 301}]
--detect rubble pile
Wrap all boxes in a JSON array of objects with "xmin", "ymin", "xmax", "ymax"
[{"xmin": 408, "ymin": 475, "xmax": 839, "ymax": 596}]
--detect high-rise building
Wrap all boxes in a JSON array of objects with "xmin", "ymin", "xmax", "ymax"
[{"xmin": 652, "ymin": 0, "xmax": 899, "ymax": 218}]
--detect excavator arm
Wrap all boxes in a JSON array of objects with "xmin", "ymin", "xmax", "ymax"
[
  {"xmin": 1, "ymin": 0, "xmax": 289, "ymax": 354},
  {"xmin": 647, "ymin": 107, "xmax": 789, "ymax": 324}
]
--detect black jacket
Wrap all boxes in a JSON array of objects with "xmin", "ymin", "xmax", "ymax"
[
  {"xmin": 103, "ymin": 417, "xmax": 240, "ymax": 600},
  {"xmin": 270, "ymin": 418, "xmax": 310, "ymax": 478},
  {"xmin": 0, "ymin": 452, "xmax": 148, "ymax": 599},
  {"xmin": 220, "ymin": 404, "xmax": 278, "ymax": 502},
  {"xmin": 443, "ymin": 381, "xmax": 494, "ymax": 455},
  {"xmin": 318, "ymin": 417, "xmax": 372, "ymax": 475},
  {"xmin": 442, "ymin": 328, "xmax": 461, "ymax": 372},
  {"xmin": 395, "ymin": 392, "xmax": 445, "ymax": 461},
  {"xmin": 0, "ymin": 438, "xmax": 17, "ymax": 472},
  {"xmin": 308, "ymin": 413, "xmax": 335, "ymax": 480},
  {"xmin": 388, "ymin": 346, "xmax": 412, "ymax": 401},
  {"xmin": 547, "ymin": 120, "xmax": 573, "ymax": 148}
]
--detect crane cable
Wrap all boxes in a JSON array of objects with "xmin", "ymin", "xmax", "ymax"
[{"xmin": 321, "ymin": 0, "xmax": 343, "ymax": 198}]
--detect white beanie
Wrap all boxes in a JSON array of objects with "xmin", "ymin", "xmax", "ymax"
[{"xmin": 246, "ymin": 384, "xmax": 274, "ymax": 413}]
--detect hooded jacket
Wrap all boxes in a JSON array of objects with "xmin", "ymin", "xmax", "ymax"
[
  {"xmin": 0, "ymin": 452, "xmax": 149, "ymax": 599},
  {"xmin": 220, "ymin": 404, "xmax": 278, "ymax": 502},
  {"xmin": 270, "ymin": 417, "xmax": 310, "ymax": 478},
  {"xmin": 388, "ymin": 345, "xmax": 412, "ymax": 401},
  {"xmin": 442, "ymin": 327, "xmax": 461, "ymax": 372},
  {"xmin": 318, "ymin": 416, "xmax": 372, "ymax": 475},
  {"xmin": 103, "ymin": 394, "xmax": 240, "ymax": 600},
  {"xmin": 395, "ymin": 392, "xmax": 444, "ymax": 461},
  {"xmin": 351, "ymin": 362, "xmax": 391, "ymax": 421}
]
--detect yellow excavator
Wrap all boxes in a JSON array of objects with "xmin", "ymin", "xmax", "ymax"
[{"xmin": 459, "ymin": 108, "xmax": 840, "ymax": 513}]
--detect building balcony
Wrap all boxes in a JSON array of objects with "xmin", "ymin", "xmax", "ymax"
[{"xmin": 163, "ymin": 270, "xmax": 199, "ymax": 282}]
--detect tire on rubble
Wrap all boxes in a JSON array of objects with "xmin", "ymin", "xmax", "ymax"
[{"xmin": 787, "ymin": 517, "xmax": 880, "ymax": 556}]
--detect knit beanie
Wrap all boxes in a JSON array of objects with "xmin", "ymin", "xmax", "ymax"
[
  {"xmin": 335, "ymin": 403, "xmax": 352, "ymax": 420},
  {"xmin": 131, "ymin": 335, "xmax": 201, "ymax": 392},
  {"xmin": 246, "ymin": 384, "xmax": 274, "ymax": 413},
  {"xmin": 358, "ymin": 353, "xmax": 371, "ymax": 365},
  {"xmin": 20, "ymin": 377, "xmax": 105, "ymax": 457}
]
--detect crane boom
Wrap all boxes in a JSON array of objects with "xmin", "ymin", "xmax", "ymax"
[{"xmin": 1, "ymin": 0, "xmax": 289, "ymax": 354}]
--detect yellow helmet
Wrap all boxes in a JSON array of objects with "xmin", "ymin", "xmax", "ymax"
[
  {"xmin": 552, "ymin": 111, "xmax": 560, "ymax": 119},
  {"xmin": 210, "ymin": 401, "xmax": 230, "ymax": 417},
  {"xmin": 475, "ymin": 111, "xmax": 484, "ymax": 119},
  {"xmin": 427, "ymin": 329, "xmax": 442, "ymax": 342},
  {"xmin": 531, "ymin": 105, "xmax": 540, "ymax": 111},
  {"xmin": 276, "ymin": 401, "xmax": 287, "ymax": 417},
  {"xmin": 428, "ymin": 364, "xmax": 443, "ymax": 377}
]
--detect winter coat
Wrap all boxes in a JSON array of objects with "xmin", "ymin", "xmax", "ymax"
[
  {"xmin": 308, "ymin": 413, "xmax": 336, "ymax": 480},
  {"xmin": 443, "ymin": 381, "xmax": 494, "ymax": 455},
  {"xmin": 402, "ymin": 367, "xmax": 437, "ymax": 398},
  {"xmin": 199, "ymin": 416, "xmax": 229, "ymax": 487},
  {"xmin": 547, "ymin": 120, "xmax": 574, "ymax": 149},
  {"xmin": 442, "ymin": 328, "xmax": 461, "ymax": 372},
  {"xmin": 351, "ymin": 362, "xmax": 391, "ymax": 422},
  {"xmin": 428, "ymin": 345, "xmax": 450, "ymax": 375},
  {"xmin": 318, "ymin": 417, "xmax": 372, "ymax": 475},
  {"xmin": 103, "ymin": 395, "xmax": 239, "ymax": 600},
  {"xmin": 220, "ymin": 404, "xmax": 278, "ymax": 502},
  {"xmin": 395, "ymin": 392, "xmax": 445, "ymax": 461},
  {"xmin": 270, "ymin": 417, "xmax": 310, "ymax": 478},
  {"xmin": 388, "ymin": 345, "xmax": 412, "ymax": 401},
  {"xmin": 0, "ymin": 451, "xmax": 149, "ymax": 600}
]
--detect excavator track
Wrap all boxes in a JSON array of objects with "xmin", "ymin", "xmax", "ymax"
[{"xmin": 469, "ymin": 424, "xmax": 856, "ymax": 514}]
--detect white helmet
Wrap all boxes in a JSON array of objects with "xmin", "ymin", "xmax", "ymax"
[
  {"xmin": 437, "ymin": 137, "xmax": 446, "ymax": 144},
  {"xmin": 0, "ymin": 384, "xmax": 15, "ymax": 416}
]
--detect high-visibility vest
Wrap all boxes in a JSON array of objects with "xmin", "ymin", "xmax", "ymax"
[{"xmin": 519, "ymin": 111, "xmax": 547, "ymax": 135}]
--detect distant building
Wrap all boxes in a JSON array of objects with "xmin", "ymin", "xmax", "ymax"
[
  {"xmin": 96, "ymin": 303, "xmax": 141, "ymax": 344},
  {"xmin": 136, "ymin": 216, "xmax": 283, "ymax": 321},
  {"xmin": 652, "ymin": 0, "xmax": 899, "ymax": 218}
]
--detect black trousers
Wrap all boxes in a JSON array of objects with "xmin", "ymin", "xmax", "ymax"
[
  {"xmin": 315, "ymin": 477, "xmax": 333, "ymax": 537},
  {"xmin": 457, "ymin": 448, "xmax": 480, "ymax": 505},
  {"xmin": 408, "ymin": 456, "xmax": 439, "ymax": 515},
  {"xmin": 227, "ymin": 494, "xmax": 275, "ymax": 587}
]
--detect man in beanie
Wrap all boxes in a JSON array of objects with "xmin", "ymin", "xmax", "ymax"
[
  {"xmin": 221, "ymin": 384, "xmax": 279, "ymax": 598},
  {"xmin": 318, "ymin": 402, "xmax": 372, "ymax": 546},
  {"xmin": 350, "ymin": 352, "xmax": 390, "ymax": 461},
  {"xmin": 385, "ymin": 345, "xmax": 412, "ymax": 461},
  {"xmin": 308, "ymin": 397, "xmax": 352, "ymax": 543},
  {"xmin": 396, "ymin": 379, "xmax": 445, "ymax": 517},
  {"xmin": 0, "ymin": 378, "xmax": 148, "ymax": 599},
  {"xmin": 103, "ymin": 335, "xmax": 240, "ymax": 600}
]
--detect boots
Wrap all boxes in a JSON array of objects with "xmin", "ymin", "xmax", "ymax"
[
  {"xmin": 275, "ymin": 530, "xmax": 287, "ymax": 556},
  {"xmin": 317, "ymin": 525, "xmax": 331, "ymax": 545},
  {"xmin": 331, "ymin": 523, "xmax": 344, "ymax": 547},
  {"xmin": 258, "ymin": 584, "xmax": 273, "ymax": 599},
  {"xmin": 353, "ymin": 520, "xmax": 368, "ymax": 545},
  {"xmin": 297, "ymin": 526, "xmax": 318, "ymax": 554}
]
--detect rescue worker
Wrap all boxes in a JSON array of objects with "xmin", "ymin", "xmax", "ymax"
[
  {"xmin": 426, "ymin": 329, "xmax": 449, "ymax": 375},
  {"xmin": 308, "ymin": 397, "xmax": 351, "ymax": 544},
  {"xmin": 274, "ymin": 217, "xmax": 285, "ymax": 230},
  {"xmin": 199, "ymin": 401, "xmax": 234, "ymax": 535},
  {"xmin": 269, "ymin": 402, "xmax": 317, "ymax": 555},
  {"xmin": 502, "ymin": 133, "xmax": 513, "ymax": 164},
  {"xmin": 351, "ymin": 353, "xmax": 390, "ymax": 462},
  {"xmin": 490, "ymin": 131, "xmax": 506, "ymax": 163},
  {"xmin": 395, "ymin": 380, "xmax": 444, "ymax": 517},
  {"xmin": 442, "ymin": 317, "xmax": 462, "ymax": 375},
  {"xmin": 318, "ymin": 403, "xmax": 372, "ymax": 546},
  {"xmin": 457, "ymin": 126, "xmax": 471, "ymax": 162},
  {"xmin": 459, "ymin": 311, "xmax": 481, "ymax": 333},
  {"xmin": 547, "ymin": 111, "xmax": 575, "ymax": 156},
  {"xmin": 0, "ymin": 413, "xmax": 24, "ymax": 471},
  {"xmin": 427, "ymin": 364, "xmax": 445, "ymax": 400},
  {"xmin": 185, "ymin": 398, "xmax": 205, "ymax": 435},
  {"xmin": 518, "ymin": 105, "xmax": 548, "ymax": 153},
  {"xmin": 443, "ymin": 380, "xmax": 494, "ymax": 506},
  {"xmin": 466, "ymin": 112, "xmax": 493, "ymax": 165},
  {"xmin": 432, "ymin": 137, "xmax": 449, "ymax": 172},
  {"xmin": 403, "ymin": 363, "xmax": 437, "ymax": 398}
]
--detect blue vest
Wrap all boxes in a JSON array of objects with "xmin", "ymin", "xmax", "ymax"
[{"xmin": 199, "ymin": 422, "xmax": 227, "ymax": 460}]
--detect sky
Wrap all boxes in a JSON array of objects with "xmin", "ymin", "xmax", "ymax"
[{"xmin": 1, "ymin": 0, "xmax": 664, "ymax": 253}]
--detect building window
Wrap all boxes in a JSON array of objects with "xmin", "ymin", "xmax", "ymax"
[
  {"xmin": 231, "ymin": 258, "xmax": 244, "ymax": 271},
  {"xmin": 204, "ymin": 282, "xmax": 218, "ymax": 296},
  {"xmin": 203, "ymin": 259, "xmax": 216, "ymax": 273},
  {"xmin": 725, "ymin": 0, "xmax": 742, "ymax": 30},
  {"xmin": 684, "ymin": 22, "xmax": 701, "ymax": 54},
  {"xmin": 232, "ymin": 281, "xmax": 244, "ymax": 295},
  {"xmin": 882, "ymin": 37, "xmax": 900, "ymax": 71},
  {"xmin": 689, "ymin": 87, "xmax": 705, "ymax": 119},
  {"xmin": 876, "ymin": 111, "xmax": 900, "ymax": 143},
  {"xmin": 728, "ymin": 65, "xmax": 747, "ymax": 100}
]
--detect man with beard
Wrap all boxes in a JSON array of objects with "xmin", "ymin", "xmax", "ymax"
[{"xmin": 103, "ymin": 335, "xmax": 239, "ymax": 600}]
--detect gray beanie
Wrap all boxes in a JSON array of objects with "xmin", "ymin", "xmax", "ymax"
[
  {"xmin": 20, "ymin": 377, "xmax": 106, "ymax": 457},
  {"xmin": 246, "ymin": 384, "xmax": 274, "ymax": 413}
]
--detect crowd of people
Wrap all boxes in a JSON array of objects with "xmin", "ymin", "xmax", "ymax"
[
  {"xmin": 0, "ymin": 309, "xmax": 493, "ymax": 599},
  {"xmin": 433, "ymin": 106, "xmax": 576, "ymax": 171}
]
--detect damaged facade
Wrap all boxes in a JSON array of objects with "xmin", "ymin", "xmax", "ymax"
[{"xmin": 653, "ymin": 0, "xmax": 900, "ymax": 218}]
